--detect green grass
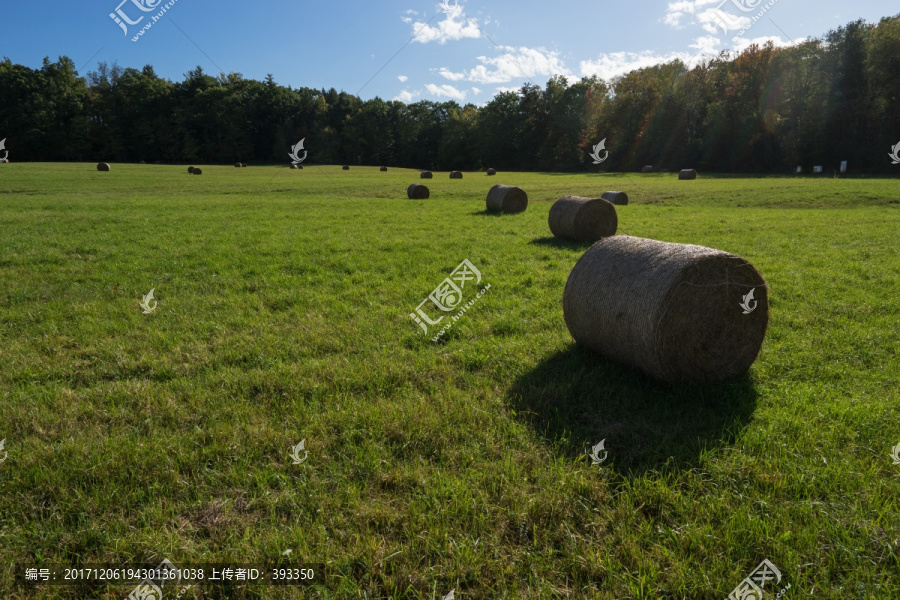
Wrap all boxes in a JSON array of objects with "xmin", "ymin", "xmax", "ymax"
[{"xmin": 0, "ymin": 163, "xmax": 898, "ymax": 599}]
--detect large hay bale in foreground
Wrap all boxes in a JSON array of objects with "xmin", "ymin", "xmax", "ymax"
[
  {"xmin": 486, "ymin": 168, "xmax": 497, "ymax": 176},
  {"xmin": 641, "ymin": 165, "xmax": 653, "ymax": 173},
  {"xmin": 600, "ymin": 191, "xmax": 628, "ymax": 206},
  {"xmin": 563, "ymin": 235, "xmax": 768, "ymax": 383},
  {"xmin": 486, "ymin": 184, "xmax": 528, "ymax": 214},
  {"xmin": 420, "ymin": 171, "xmax": 433, "ymax": 179},
  {"xmin": 549, "ymin": 196, "xmax": 617, "ymax": 242},
  {"xmin": 192, "ymin": 168, "xmax": 203, "ymax": 175},
  {"xmin": 97, "ymin": 163, "xmax": 111, "ymax": 172},
  {"xmin": 679, "ymin": 169, "xmax": 697, "ymax": 180},
  {"xmin": 407, "ymin": 184, "xmax": 430, "ymax": 199},
  {"xmin": 449, "ymin": 171, "xmax": 463, "ymax": 179},
  {"xmin": 188, "ymin": 166, "xmax": 195, "ymax": 173}
]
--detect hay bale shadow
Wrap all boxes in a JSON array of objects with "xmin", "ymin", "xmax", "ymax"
[{"xmin": 507, "ymin": 346, "xmax": 758, "ymax": 476}]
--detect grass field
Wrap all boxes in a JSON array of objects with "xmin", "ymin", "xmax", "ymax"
[{"xmin": 0, "ymin": 163, "xmax": 898, "ymax": 599}]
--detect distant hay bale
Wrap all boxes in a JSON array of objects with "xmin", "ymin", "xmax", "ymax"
[
  {"xmin": 342, "ymin": 165, "xmax": 350, "ymax": 170},
  {"xmin": 235, "ymin": 162, "xmax": 242, "ymax": 168},
  {"xmin": 486, "ymin": 168, "xmax": 497, "ymax": 176},
  {"xmin": 407, "ymin": 184, "xmax": 430, "ymax": 199},
  {"xmin": 97, "ymin": 162, "xmax": 110, "ymax": 172},
  {"xmin": 139, "ymin": 160, "xmax": 146, "ymax": 164},
  {"xmin": 421, "ymin": 171, "xmax": 433, "ymax": 179},
  {"xmin": 679, "ymin": 169, "xmax": 697, "ymax": 180},
  {"xmin": 241, "ymin": 163, "xmax": 247, "ymax": 168},
  {"xmin": 549, "ymin": 196, "xmax": 617, "ymax": 242},
  {"xmin": 563, "ymin": 235, "xmax": 768, "ymax": 383},
  {"xmin": 486, "ymin": 184, "xmax": 528, "ymax": 214},
  {"xmin": 600, "ymin": 191, "xmax": 628, "ymax": 205},
  {"xmin": 641, "ymin": 165, "xmax": 653, "ymax": 173},
  {"xmin": 188, "ymin": 166, "xmax": 195, "ymax": 173},
  {"xmin": 380, "ymin": 166, "xmax": 388, "ymax": 172},
  {"xmin": 295, "ymin": 164, "xmax": 302, "ymax": 169},
  {"xmin": 192, "ymin": 168, "xmax": 202, "ymax": 175},
  {"xmin": 290, "ymin": 164, "xmax": 298, "ymax": 169},
  {"xmin": 449, "ymin": 171, "xmax": 463, "ymax": 179}
]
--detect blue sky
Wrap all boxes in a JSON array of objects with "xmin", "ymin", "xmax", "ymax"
[{"xmin": 2, "ymin": 0, "xmax": 897, "ymax": 104}]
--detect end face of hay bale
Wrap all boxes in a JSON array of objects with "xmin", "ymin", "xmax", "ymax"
[
  {"xmin": 678, "ymin": 169, "xmax": 697, "ymax": 180},
  {"xmin": 97, "ymin": 162, "xmax": 111, "ymax": 172},
  {"xmin": 420, "ymin": 171, "xmax": 433, "ymax": 179},
  {"xmin": 641, "ymin": 165, "xmax": 653, "ymax": 173},
  {"xmin": 600, "ymin": 191, "xmax": 628, "ymax": 206},
  {"xmin": 449, "ymin": 171, "xmax": 463, "ymax": 179},
  {"xmin": 407, "ymin": 184, "xmax": 430, "ymax": 199},
  {"xmin": 188, "ymin": 166, "xmax": 195, "ymax": 173},
  {"xmin": 235, "ymin": 162, "xmax": 242, "ymax": 168},
  {"xmin": 342, "ymin": 165, "xmax": 350, "ymax": 170},
  {"xmin": 486, "ymin": 184, "xmax": 528, "ymax": 214},
  {"xmin": 380, "ymin": 166, "xmax": 388, "ymax": 172},
  {"xmin": 562, "ymin": 235, "xmax": 769, "ymax": 383},
  {"xmin": 486, "ymin": 168, "xmax": 497, "ymax": 176},
  {"xmin": 192, "ymin": 168, "xmax": 203, "ymax": 175},
  {"xmin": 549, "ymin": 196, "xmax": 618, "ymax": 243}
]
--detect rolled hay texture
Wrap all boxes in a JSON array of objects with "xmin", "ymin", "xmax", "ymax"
[
  {"xmin": 420, "ymin": 171, "xmax": 433, "ymax": 179},
  {"xmin": 679, "ymin": 169, "xmax": 697, "ymax": 180},
  {"xmin": 380, "ymin": 166, "xmax": 388, "ymax": 172},
  {"xmin": 486, "ymin": 184, "xmax": 528, "ymax": 214},
  {"xmin": 235, "ymin": 162, "xmax": 242, "ymax": 168},
  {"xmin": 97, "ymin": 162, "xmax": 111, "ymax": 172},
  {"xmin": 600, "ymin": 191, "xmax": 628, "ymax": 206},
  {"xmin": 562, "ymin": 235, "xmax": 768, "ymax": 383},
  {"xmin": 342, "ymin": 165, "xmax": 350, "ymax": 170},
  {"xmin": 549, "ymin": 196, "xmax": 618, "ymax": 242},
  {"xmin": 407, "ymin": 184, "xmax": 430, "ymax": 199},
  {"xmin": 641, "ymin": 165, "xmax": 653, "ymax": 173},
  {"xmin": 188, "ymin": 166, "xmax": 195, "ymax": 173},
  {"xmin": 486, "ymin": 168, "xmax": 497, "ymax": 176},
  {"xmin": 192, "ymin": 168, "xmax": 203, "ymax": 175},
  {"xmin": 449, "ymin": 171, "xmax": 463, "ymax": 179}
]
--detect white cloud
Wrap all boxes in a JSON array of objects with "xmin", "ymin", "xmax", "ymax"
[
  {"xmin": 438, "ymin": 67, "xmax": 466, "ymax": 81},
  {"xmin": 398, "ymin": 75, "xmax": 408, "ymax": 82},
  {"xmin": 579, "ymin": 50, "xmax": 695, "ymax": 81},
  {"xmin": 471, "ymin": 87, "xmax": 482, "ymax": 95},
  {"xmin": 394, "ymin": 89, "xmax": 421, "ymax": 103},
  {"xmin": 494, "ymin": 86, "xmax": 521, "ymax": 95},
  {"xmin": 410, "ymin": 1, "xmax": 481, "ymax": 45},
  {"xmin": 443, "ymin": 46, "xmax": 571, "ymax": 85},
  {"xmin": 424, "ymin": 83, "xmax": 468, "ymax": 101},
  {"xmin": 663, "ymin": 0, "xmax": 727, "ymax": 28},
  {"xmin": 698, "ymin": 7, "xmax": 750, "ymax": 35},
  {"xmin": 689, "ymin": 35, "xmax": 721, "ymax": 54}
]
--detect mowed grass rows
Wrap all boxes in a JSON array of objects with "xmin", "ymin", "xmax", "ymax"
[{"xmin": 0, "ymin": 164, "xmax": 898, "ymax": 599}]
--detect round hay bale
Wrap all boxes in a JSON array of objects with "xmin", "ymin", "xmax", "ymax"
[
  {"xmin": 290, "ymin": 164, "xmax": 298, "ymax": 169},
  {"xmin": 407, "ymin": 184, "xmax": 430, "ymax": 199},
  {"xmin": 600, "ymin": 191, "xmax": 628, "ymax": 206},
  {"xmin": 549, "ymin": 196, "xmax": 617, "ymax": 242},
  {"xmin": 641, "ymin": 165, "xmax": 653, "ymax": 173},
  {"xmin": 486, "ymin": 184, "xmax": 528, "ymax": 214},
  {"xmin": 342, "ymin": 165, "xmax": 350, "ymax": 170},
  {"xmin": 449, "ymin": 171, "xmax": 463, "ymax": 179},
  {"xmin": 235, "ymin": 162, "xmax": 242, "ymax": 168},
  {"xmin": 188, "ymin": 166, "xmax": 195, "ymax": 173},
  {"xmin": 420, "ymin": 171, "xmax": 433, "ymax": 179},
  {"xmin": 486, "ymin": 168, "xmax": 497, "ymax": 176},
  {"xmin": 192, "ymin": 168, "xmax": 203, "ymax": 175},
  {"xmin": 241, "ymin": 163, "xmax": 247, "ymax": 167},
  {"xmin": 97, "ymin": 162, "xmax": 111, "ymax": 172},
  {"xmin": 380, "ymin": 166, "xmax": 388, "ymax": 172},
  {"xmin": 563, "ymin": 235, "xmax": 768, "ymax": 383},
  {"xmin": 139, "ymin": 160, "xmax": 146, "ymax": 164},
  {"xmin": 679, "ymin": 169, "xmax": 697, "ymax": 180}
]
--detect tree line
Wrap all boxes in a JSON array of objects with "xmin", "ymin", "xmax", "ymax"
[{"xmin": 1, "ymin": 14, "xmax": 898, "ymax": 173}]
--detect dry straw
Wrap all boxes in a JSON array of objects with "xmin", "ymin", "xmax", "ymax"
[
  {"xmin": 450, "ymin": 171, "xmax": 463, "ymax": 179},
  {"xmin": 679, "ymin": 169, "xmax": 697, "ymax": 180},
  {"xmin": 486, "ymin": 168, "xmax": 497, "ymax": 176},
  {"xmin": 420, "ymin": 171, "xmax": 433, "ymax": 179},
  {"xmin": 486, "ymin": 184, "xmax": 528, "ymax": 213},
  {"xmin": 407, "ymin": 184, "xmax": 430, "ymax": 199},
  {"xmin": 97, "ymin": 163, "xmax": 111, "ymax": 172},
  {"xmin": 549, "ymin": 196, "xmax": 617, "ymax": 243},
  {"xmin": 563, "ymin": 235, "xmax": 768, "ymax": 383},
  {"xmin": 641, "ymin": 165, "xmax": 653, "ymax": 173},
  {"xmin": 600, "ymin": 191, "xmax": 628, "ymax": 205}
]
